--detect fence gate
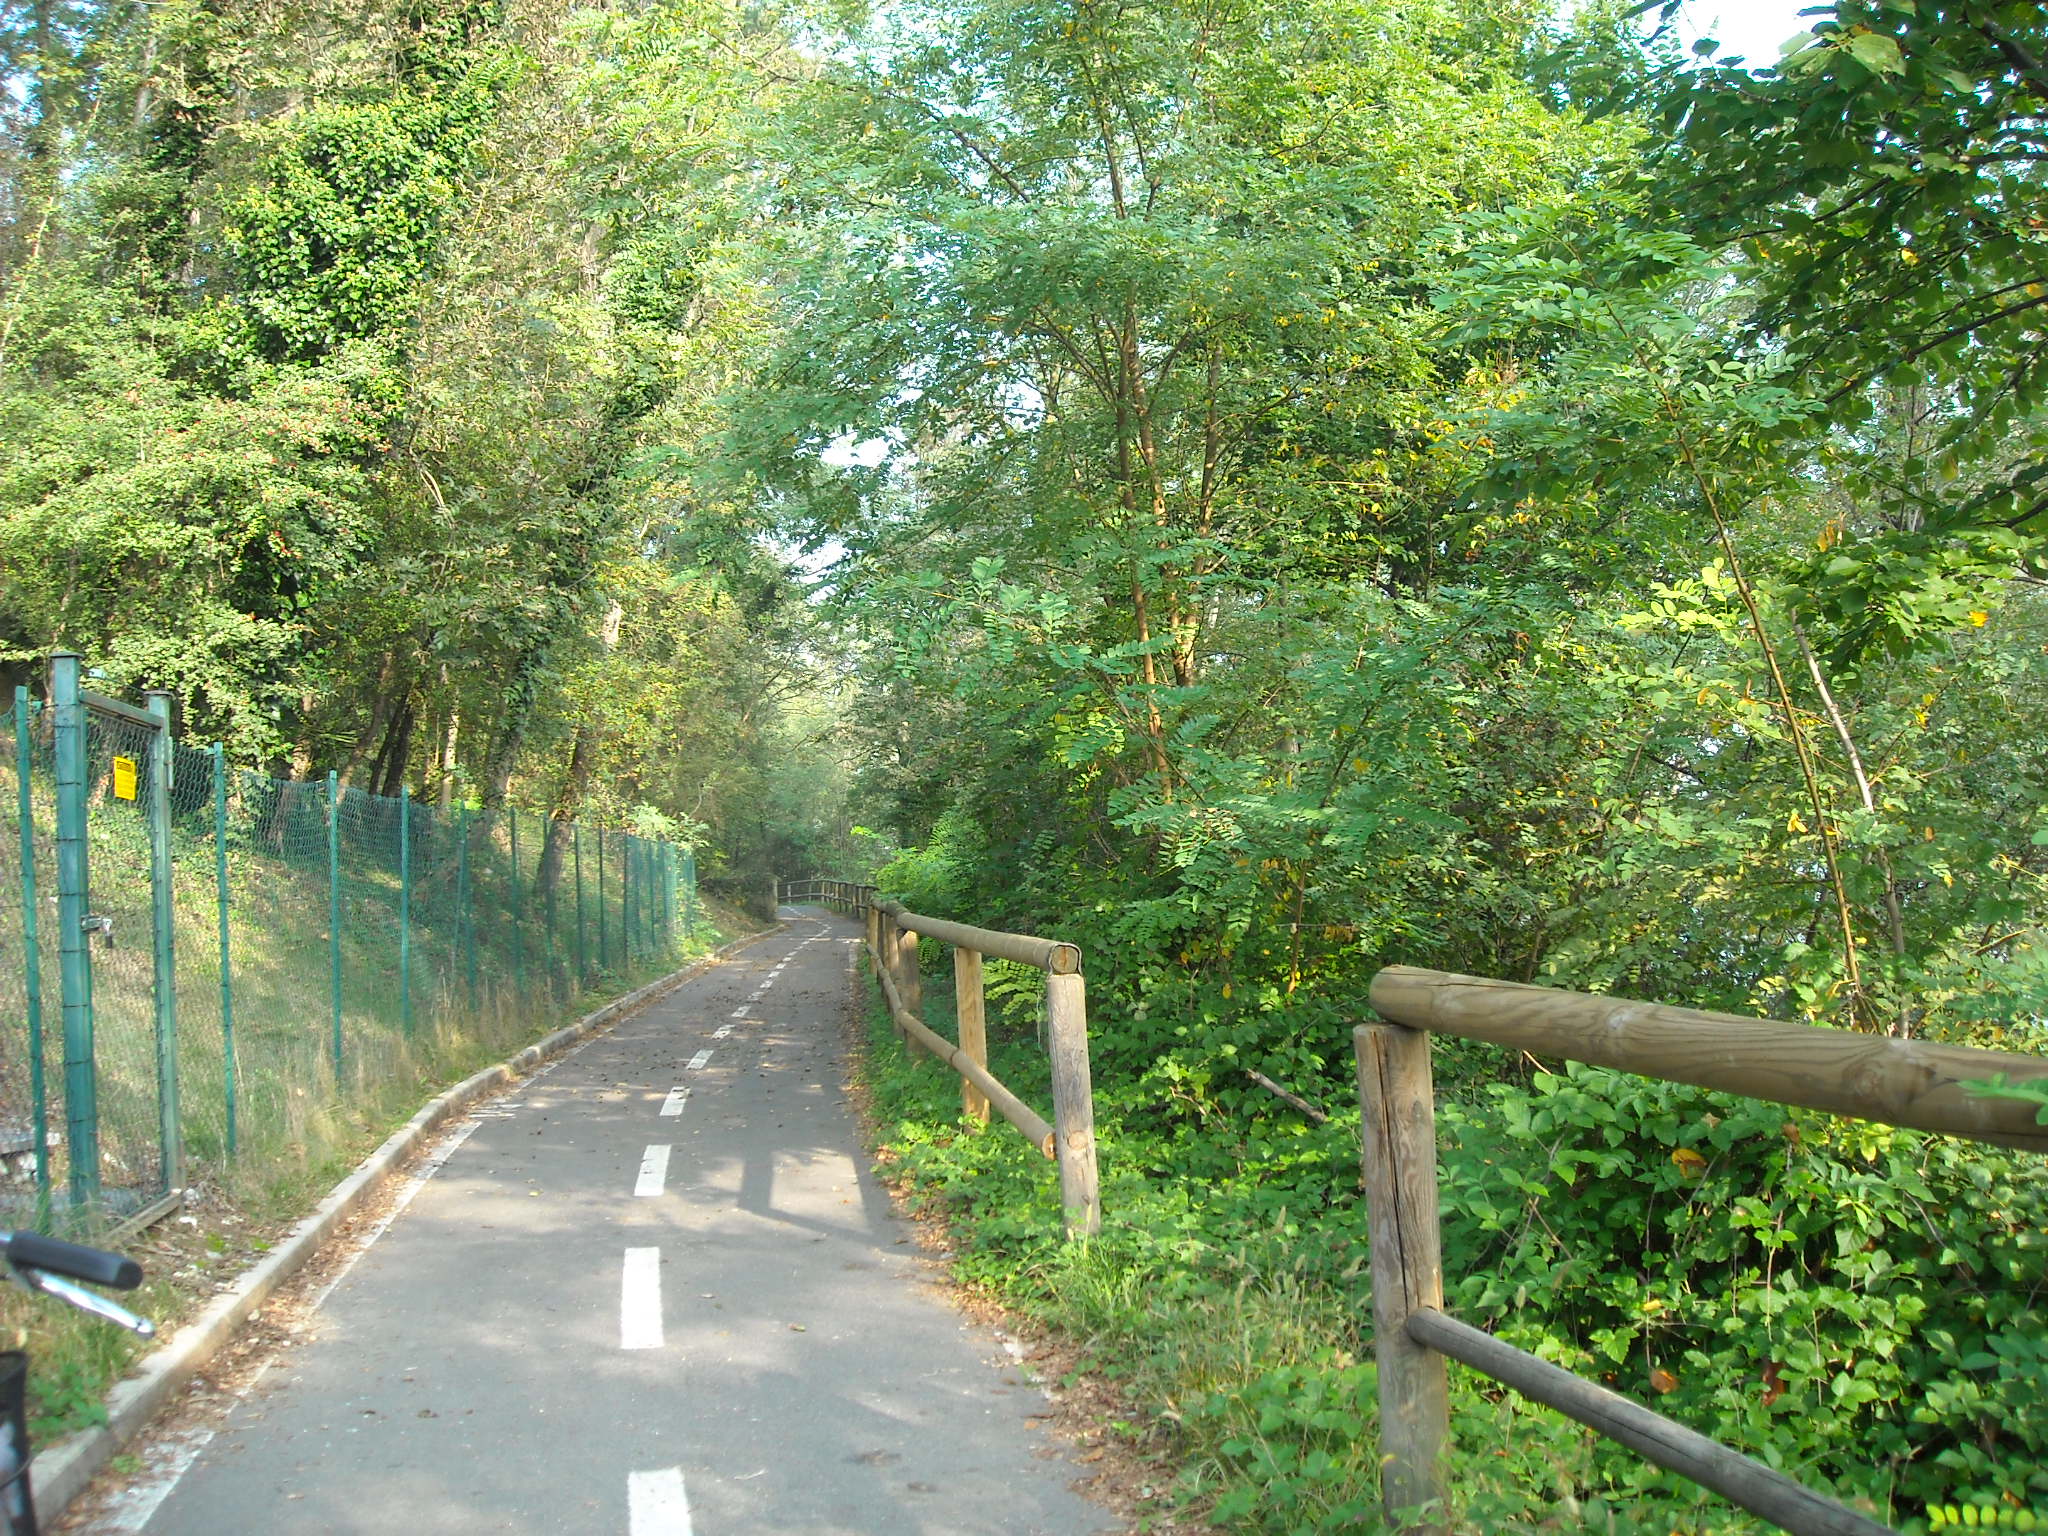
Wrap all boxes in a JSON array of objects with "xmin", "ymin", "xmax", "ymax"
[{"xmin": 26, "ymin": 654, "xmax": 181, "ymax": 1232}]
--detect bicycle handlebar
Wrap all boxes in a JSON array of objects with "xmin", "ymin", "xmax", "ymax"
[{"xmin": 2, "ymin": 1232, "xmax": 141, "ymax": 1291}]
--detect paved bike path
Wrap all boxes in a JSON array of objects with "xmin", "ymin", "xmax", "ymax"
[{"xmin": 103, "ymin": 912, "xmax": 1110, "ymax": 1535}]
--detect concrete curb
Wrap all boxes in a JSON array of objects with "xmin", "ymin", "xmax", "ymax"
[{"xmin": 34, "ymin": 924, "xmax": 781, "ymax": 1521}]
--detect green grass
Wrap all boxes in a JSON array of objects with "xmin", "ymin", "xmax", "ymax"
[{"xmin": 849, "ymin": 962, "xmax": 2000, "ymax": 1536}]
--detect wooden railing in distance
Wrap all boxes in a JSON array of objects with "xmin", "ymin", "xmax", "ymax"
[
  {"xmin": 1357, "ymin": 966, "xmax": 2048, "ymax": 1536},
  {"xmin": 865, "ymin": 898, "xmax": 1100, "ymax": 1239},
  {"xmin": 778, "ymin": 878, "xmax": 875, "ymax": 915}
]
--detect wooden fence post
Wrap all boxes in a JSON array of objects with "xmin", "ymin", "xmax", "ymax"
[
  {"xmin": 874, "ymin": 910, "xmax": 898, "ymax": 1038},
  {"xmin": 955, "ymin": 948, "xmax": 989, "ymax": 1123},
  {"xmin": 1354, "ymin": 1022, "xmax": 1448, "ymax": 1533},
  {"xmin": 1045, "ymin": 971, "xmax": 1100, "ymax": 1238},
  {"xmin": 894, "ymin": 923, "xmax": 922, "ymax": 1048}
]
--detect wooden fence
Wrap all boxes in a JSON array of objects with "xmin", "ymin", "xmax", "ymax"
[
  {"xmin": 777, "ymin": 877, "xmax": 874, "ymax": 915},
  {"xmin": 781, "ymin": 877, "xmax": 1099, "ymax": 1238},
  {"xmin": 1357, "ymin": 966, "xmax": 2048, "ymax": 1536}
]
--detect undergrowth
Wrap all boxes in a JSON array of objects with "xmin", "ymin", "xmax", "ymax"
[{"xmin": 856, "ymin": 966, "xmax": 2048, "ymax": 1535}]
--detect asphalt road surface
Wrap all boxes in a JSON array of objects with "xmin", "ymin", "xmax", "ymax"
[{"xmin": 90, "ymin": 910, "xmax": 1112, "ymax": 1536}]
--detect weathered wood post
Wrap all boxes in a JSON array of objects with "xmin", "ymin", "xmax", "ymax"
[
  {"xmin": 954, "ymin": 948, "xmax": 989, "ymax": 1123},
  {"xmin": 894, "ymin": 923, "xmax": 923, "ymax": 1049},
  {"xmin": 1045, "ymin": 970, "xmax": 1100, "ymax": 1238},
  {"xmin": 1354, "ymin": 1021, "xmax": 1448, "ymax": 1533},
  {"xmin": 873, "ymin": 908, "xmax": 898, "ymax": 1038}
]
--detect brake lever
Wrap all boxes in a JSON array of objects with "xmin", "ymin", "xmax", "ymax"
[{"xmin": 8, "ymin": 1263, "xmax": 155, "ymax": 1338}]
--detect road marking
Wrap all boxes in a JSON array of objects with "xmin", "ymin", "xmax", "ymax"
[
  {"xmin": 730, "ymin": 1005, "xmax": 751, "ymax": 1018},
  {"xmin": 713, "ymin": 1023, "xmax": 733, "ymax": 1039},
  {"xmin": 634, "ymin": 1145, "xmax": 671, "ymax": 1197},
  {"xmin": 628, "ymin": 1467, "xmax": 693, "ymax": 1535},
  {"xmin": 621, "ymin": 1247, "xmax": 664, "ymax": 1349},
  {"xmin": 660, "ymin": 1087, "xmax": 688, "ymax": 1116},
  {"xmin": 687, "ymin": 1049, "xmax": 712, "ymax": 1070},
  {"xmin": 89, "ymin": 1019, "xmax": 637, "ymax": 1531}
]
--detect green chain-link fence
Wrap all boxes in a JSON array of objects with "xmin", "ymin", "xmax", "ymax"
[{"xmin": 1, "ymin": 664, "xmax": 700, "ymax": 1236}]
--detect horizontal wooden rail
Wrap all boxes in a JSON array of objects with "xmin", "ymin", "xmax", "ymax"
[
  {"xmin": 874, "ymin": 899, "xmax": 1079, "ymax": 974},
  {"xmin": 875, "ymin": 954, "xmax": 1054, "ymax": 1155},
  {"xmin": 1354, "ymin": 966, "xmax": 2048, "ymax": 1535},
  {"xmin": 1405, "ymin": 1310, "xmax": 1891, "ymax": 1536},
  {"xmin": 1370, "ymin": 966, "xmax": 2048, "ymax": 1152},
  {"xmin": 779, "ymin": 877, "xmax": 875, "ymax": 914},
  {"xmin": 864, "ymin": 897, "xmax": 1099, "ymax": 1237}
]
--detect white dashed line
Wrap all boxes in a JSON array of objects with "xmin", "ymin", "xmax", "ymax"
[
  {"xmin": 730, "ymin": 1005, "xmax": 751, "ymax": 1018},
  {"xmin": 687, "ymin": 1049, "xmax": 712, "ymax": 1070},
  {"xmin": 634, "ymin": 1145, "xmax": 671, "ymax": 1198},
  {"xmin": 659, "ymin": 1087, "xmax": 688, "ymax": 1117},
  {"xmin": 712, "ymin": 1024, "xmax": 733, "ymax": 1039},
  {"xmin": 629, "ymin": 1467, "xmax": 694, "ymax": 1535},
  {"xmin": 621, "ymin": 1247, "xmax": 664, "ymax": 1350}
]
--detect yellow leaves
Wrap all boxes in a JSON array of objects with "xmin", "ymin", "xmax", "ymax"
[
  {"xmin": 1816, "ymin": 517, "xmax": 1843, "ymax": 551},
  {"xmin": 1648, "ymin": 1367, "xmax": 1680, "ymax": 1394},
  {"xmin": 1671, "ymin": 1148, "xmax": 1708, "ymax": 1180},
  {"xmin": 1968, "ymin": 609, "xmax": 1989, "ymax": 627},
  {"xmin": 1899, "ymin": 247, "xmax": 1919, "ymax": 267},
  {"xmin": 1787, "ymin": 809, "xmax": 1808, "ymax": 834}
]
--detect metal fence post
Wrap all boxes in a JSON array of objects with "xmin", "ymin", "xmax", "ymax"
[
  {"xmin": 144, "ymin": 690, "xmax": 181, "ymax": 1192},
  {"xmin": 215, "ymin": 745, "xmax": 237, "ymax": 1158},
  {"xmin": 50, "ymin": 653, "xmax": 98, "ymax": 1211},
  {"xmin": 623, "ymin": 835, "xmax": 636, "ymax": 969},
  {"xmin": 510, "ymin": 809, "xmax": 525, "ymax": 999},
  {"xmin": 327, "ymin": 771, "xmax": 343, "ymax": 1078},
  {"xmin": 682, "ymin": 848, "xmax": 696, "ymax": 940},
  {"xmin": 663, "ymin": 844, "xmax": 675, "ymax": 954},
  {"xmin": 14, "ymin": 687, "xmax": 50, "ymax": 1206},
  {"xmin": 399, "ymin": 785, "xmax": 413, "ymax": 1037},
  {"xmin": 544, "ymin": 817, "xmax": 560, "ymax": 997},
  {"xmin": 573, "ymin": 825, "xmax": 586, "ymax": 984},
  {"xmin": 597, "ymin": 828, "xmax": 609, "ymax": 974},
  {"xmin": 458, "ymin": 804, "xmax": 476, "ymax": 1008}
]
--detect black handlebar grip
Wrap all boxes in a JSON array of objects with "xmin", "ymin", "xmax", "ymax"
[{"xmin": 7, "ymin": 1232, "xmax": 143, "ymax": 1290}]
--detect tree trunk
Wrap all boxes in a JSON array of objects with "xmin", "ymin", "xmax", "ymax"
[
  {"xmin": 535, "ymin": 722, "xmax": 598, "ymax": 904},
  {"xmin": 437, "ymin": 664, "xmax": 459, "ymax": 809},
  {"xmin": 373, "ymin": 697, "xmax": 417, "ymax": 799},
  {"xmin": 340, "ymin": 653, "xmax": 403, "ymax": 786}
]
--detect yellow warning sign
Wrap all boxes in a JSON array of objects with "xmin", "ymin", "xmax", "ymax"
[{"xmin": 112, "ymin": 756, "xmax": 138, "ymax": 801}]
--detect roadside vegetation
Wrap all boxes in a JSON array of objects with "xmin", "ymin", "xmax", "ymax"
[
  {"xmin": 859, "ymin": 967, "xmax": 2048, "ymax": 1533},
  {"xmin": 6, "ymin": 0, "xmax": 2047, "ymax": 1525}
]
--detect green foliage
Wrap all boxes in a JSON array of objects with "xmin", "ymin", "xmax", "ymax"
[{"xmin": 1440, "ymin": 1061, "xmax": 2048, "ymax": 1511}]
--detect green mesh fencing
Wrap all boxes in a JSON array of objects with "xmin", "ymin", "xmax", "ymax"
[
  {"xmin": 1, "ymin": 681, "xmax": 699, "ymax": 1236},
  {"xmin": 0, "ymin": 697, "xmax": 55, "ymax": 1219}
]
